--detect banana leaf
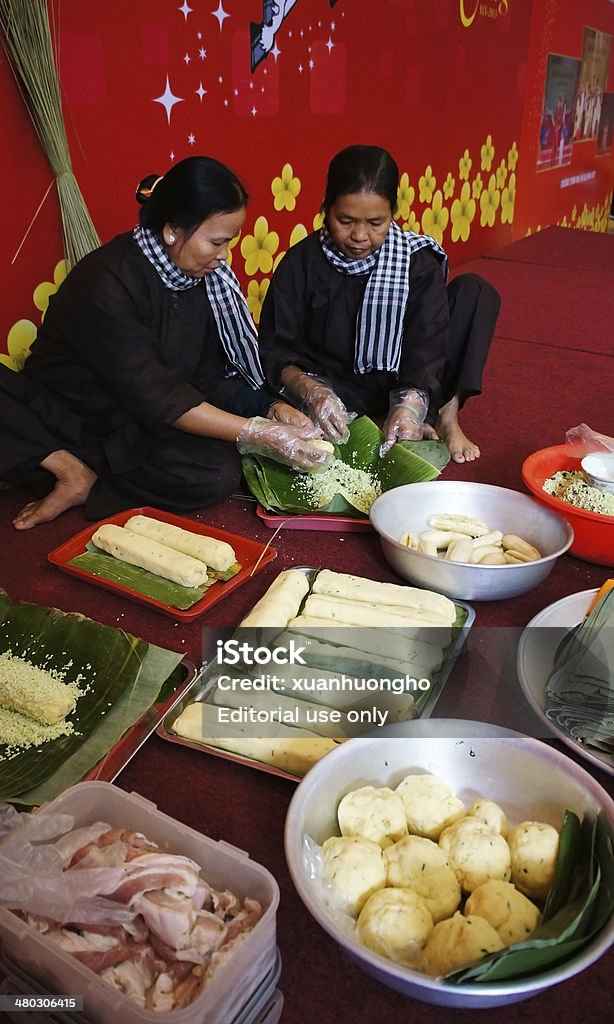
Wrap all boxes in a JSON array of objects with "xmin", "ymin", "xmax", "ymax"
[
  {"xmin": 0, "ymin": 589, "xmax": 183, "ymax": 803},
  {"xmin": 447, "ymin": 811, "xmax": 614, "ymax": 984},
  {"xmin": 242, "ymin": 416, "xmax": 451, "ymax": 517}
]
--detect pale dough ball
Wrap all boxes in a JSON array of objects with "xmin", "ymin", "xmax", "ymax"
[
  {"xmin": 465, "ymin": 880, "xmax": 541, "ymax": 946},
  {"xmin": 467, "ymin": 798, "xmax": 509, "ymax": 837},
  {"xmin": 507, "ymin": 821, "xmax": 559, "ymax": 900},
  {"xmin": 419, "ymin": 912, "xmax": 504, "ymax": 976},
  {"xmin": 322, "ymin": 835, "xmax": 387, "ymax": 916},
  {"xmin": 337, "ymin": 785, "xmax": 408, "ymax": 848},
  {"xmin": 356, "ymin": 887, "xmax": 433, "ymax": 967},
  {"xmin": 394, "ymin": 773, "xmax": 465, "ymax": 840},
  {"xmin": 438, "ymin": 818, "xmax": 511, "ymax": 893},
  {"xmin": 384, "ymin": 835, "xmax": 461, "ymax": 922}
]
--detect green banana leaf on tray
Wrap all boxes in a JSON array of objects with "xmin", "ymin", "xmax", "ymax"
[
  {"xmin": 0, "ymin": 589, "xmax": 184, "ymax": 805},
  {"xmin": 242, "ymin": 416, "xmax": 450, "ymax": 518}
]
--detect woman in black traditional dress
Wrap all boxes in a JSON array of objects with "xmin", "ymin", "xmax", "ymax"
[
  {"xmin": 258, "ymin": 145, "xmax": 501, "ymax": 463},
  {"xmin": 0, "ymin": 156, "xmax": 328, "ymax": 530}
]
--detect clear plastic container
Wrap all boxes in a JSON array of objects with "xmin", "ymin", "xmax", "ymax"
[{"xmin": 0, "ymin": 782, "xmax": 279, "ymax": 1024}]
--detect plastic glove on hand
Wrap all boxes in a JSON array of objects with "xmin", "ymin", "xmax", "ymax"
[
  {"xmin": 267, "ymin": 400, "xmax": 321, "ymax": 436},
  {"xmin": 237, "ymin": 417, "xmax": 334, "ymax": 472},
  {"xmin": 379, "ymin": 387, "xmax": 429, "ymax": 457},
  {"xmin": 301, "ymin": 381, "xmax": 352, "ymax": 445}
]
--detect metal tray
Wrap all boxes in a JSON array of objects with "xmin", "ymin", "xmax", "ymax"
[
  {"xmin": 157, "ymin": 569, "xmax": 475, "ymax": 781},
  {"xmin": 81, "ymin": 658, "xmax": 198, "ymax": 784}
]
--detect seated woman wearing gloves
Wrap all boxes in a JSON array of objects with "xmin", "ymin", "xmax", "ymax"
[
  {"xmin": 0, "ymin": 156, "xmax": 329, "ymax": 530},
  {"xmin": 258, "ymin": 145, "xmax": 501, "ymax": 462}
]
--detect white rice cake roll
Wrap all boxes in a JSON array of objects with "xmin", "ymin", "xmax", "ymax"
[
  {"xmin": 239, "ymin": 569, "xmax": 310, "ymax": 628},
  {"xmin": 208, "ymin": 683, "xmax": 358, "ymax": 738},
  {"xmin": 312, "ymin": 570, "xmax": 456, "ymax": 624},
  {"xmin": 124, "ymin": 515, "xmax": 236, "ymax": 572},
  {"xmin": 172, "ymin": 701, "xmax": 336, "ymax": 775},
  {"xmin": 92, "ymin": 524, "xmax": 209, "ymax": 587},
  {"xmin": 0, "ymin": 653, "xmax": 76, "ymax": 725},
  {"xmin": 302, "ymin": 594, "xmax": 452, "ymax": 629},
  {"xmin": 277, "ymin": 630, "xmax": 445, "ymax": 677},
  {"xmin": 287, "ymin": 616, "xmax": 452, "ymax": 652}
]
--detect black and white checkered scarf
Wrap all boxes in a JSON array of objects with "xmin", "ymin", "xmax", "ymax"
[
  {"xmin": 319, "ymin": 221, "xmax": 448, "ymax": 374},
  {"xmin": 133, "ymin": 225, "xmax": 264, "ymax": 388}
]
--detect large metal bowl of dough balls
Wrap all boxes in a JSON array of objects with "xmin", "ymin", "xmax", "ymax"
[
  {"xmin": 284, "ymin": 728, "xmax": 614, "ymax": 1008},
  {"xmin": 368, "ymin": 480, "xmax": 574, "ymax": 601}
]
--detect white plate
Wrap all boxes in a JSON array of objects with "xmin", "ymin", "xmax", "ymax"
[{"xmin": 517, "ymin": 588, "xmax": 613, "ymax": 777}]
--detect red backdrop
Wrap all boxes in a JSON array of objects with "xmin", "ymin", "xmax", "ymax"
[{"xmin": 1, "ymin": 0, "xmax": 613, "ymax": 364}]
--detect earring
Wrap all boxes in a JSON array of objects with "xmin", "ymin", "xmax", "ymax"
[{"xmin": 168, "ymin": 234, "xmax": 175, "ymax": 244}]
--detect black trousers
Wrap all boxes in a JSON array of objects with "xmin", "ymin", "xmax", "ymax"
[
  {"xmin": 436, "ymin": 272, "xmax": 501, "ymax": 415},
  {"xmin": 0, "ymin": 365, "xmax": 243, "ymax": 520}
]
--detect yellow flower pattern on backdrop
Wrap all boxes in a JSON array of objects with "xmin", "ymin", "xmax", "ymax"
[
  {"xmin": 397, "ymin": 173, "xmax": 415, "ymax": 221},
  {"xmin": 0, "ymin": 320, "xmax": 37, "ymax": 371},
  {"xmin": 507, "ymin": 141, "xmax": 519, "ymax": 172},
  {"xmin": 246, "ymin": 279, "xmax": 269, "ymax": 324},
  {"xmin": 403, "ymin": 213, "xmax": 421, "ymax": 234},
  {"xmin": 271, "ymin": 163, "xmax": 301, "ymax": 212},
  {"xmin": 443, "ymin": 173, "xmax": 455, "ymax": 199},
  {"xmin": 451, "ymin": 182, "xmax": 476, "ymax": 242},
  {"xmin": 241, "ymin": 216, "xmax": 279, "ymax": 275},
  {"xmin": 312, "ymin": 210, "xmax": 324, "ymax": 231},
  {"xmin": 501, "ymin": 172, "xmax": 516, "ymax": 225},
  {"xmin": 421, "ymin": 190, "xmax": 449, "ymax": 245},
  {"xmin": 481, "ymin": 134, "xmax": 495, "ymax": 171},
  {"xmin": 472, "ymin": 173, "xmax": 483, "ymax": 199},
  {"xmin": 418, "ymin": 165, "xmax": 436, "ymax": 203},
  {"xmin": 458, "ymin": 149, "xmax": 472, "ymax": 181},
  {"xmin": 226, "ymin": 232, "xmax": 240, "ymax": 268},
  {"xmin": 480, "ymin": 175, "xmax": 500, "ymax": 228},
  {"xmin": 495, "ymin": 159, "xmax": 507, "ymax": 190},
  {"xmin": 2, "ymin": 260, "xmax": 67, "ymax": 370}
]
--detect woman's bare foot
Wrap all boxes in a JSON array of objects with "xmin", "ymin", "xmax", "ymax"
[
  {"xmin": 436, "ymin": 397, "xmax": 480, "ymax": 464},
  {"xmin": 13, "ymin": 451, "xmax": 97, "ymax": 530}
]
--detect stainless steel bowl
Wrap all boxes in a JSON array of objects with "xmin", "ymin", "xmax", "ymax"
[
  {"xmin": 284, "ymin": 731, "xmax": 614, "ymax": 1008},
  {"xmin": 369, "ymin": 481, "xmax": 574, "ymax": 601}
]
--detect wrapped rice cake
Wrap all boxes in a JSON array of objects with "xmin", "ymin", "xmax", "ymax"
[
  {"xmin": 312, "ymin": 570, "xmax": 456, "ymax": 624},
  {"xmin": 172, "ymin": 700, "xmax": 337, "ymax": 775},
  {"xmin": 0, "ymin": 652, "xmax": 77, "ymax": 725},
  {"xmin": 124, "ymin": 515, "xmax": 236, "ymax": 572},
  {"xmin": 239, "ymin": 569, "xmax": 310, "ymax": 628},
  {"xmin": 92, "ymin": 524, "xmax": 210, "ymax": 588}
]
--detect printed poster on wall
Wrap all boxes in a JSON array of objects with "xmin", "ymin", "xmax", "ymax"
[
  {"xmin": 536, "ymin": 55, "xmax": 579, "ymax": 171},
  {"xmin": 574, "ymin": 26, "xmax": 612, "ymax": 142},
  {"xmin": 597, "ymin": 92, "xmax": 614, "ymax": 155}
]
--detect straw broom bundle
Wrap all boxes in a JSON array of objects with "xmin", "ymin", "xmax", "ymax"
[{"xmin": 0, "ymin": 0, "xmax": 100, "ymax": 269}]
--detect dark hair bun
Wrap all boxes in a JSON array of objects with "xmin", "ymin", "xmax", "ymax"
[{"xmin": 135, "ymin": 174, "xmax": 162, "ymax": 206}]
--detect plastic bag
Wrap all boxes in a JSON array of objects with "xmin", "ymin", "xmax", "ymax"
[
  {"xmin": 564, "ymin": 424, "xmax": 614, "ymax": 455},
  {"xmin": 236, "ymin": 416, "xmax": 333, "ymax": 471},
  {"xmin": 380, "ymin": 387, "xmax": 429, "ymax": 457}
]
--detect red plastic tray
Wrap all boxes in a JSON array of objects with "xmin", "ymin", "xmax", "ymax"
[
  {"xmin": 47, "ymin": 506, "xmax": 277, "ymax": 621},
  {"xmin": 256, "ymin": 503, "xmax": 373, "ymax": 533}
]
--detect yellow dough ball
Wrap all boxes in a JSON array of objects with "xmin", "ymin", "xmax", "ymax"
[
  {"xmin": 507, "ymin": 821, "xmax": 559, "ymax": 900},
  {"xmin": 465, "ymin": 880, "xmax": 541, "ymax": 945},
  {"xmin": 337, "ymin": 785, "xmax": 408, "ymax": 848},
  {"xmin": 357, "ymin": 887, "xmax": 433, "ymax": 967},
  {"xmin": 384, "ymin": 835, "xmax": 461, "ymax": 922},
  {"xmin": 419, "ymin": 912, "xmax": 505, "ymax": 977},
  {"xmin": 467, "ymin": 798, "xmax": 509, "ymax": 837},
  {"xmin": 438, "ymin": 818, "xmax": 511, "ymax": 893},
  {"xmin": 322, "ymin": 835, "xmax": 387, "ymax": 916},
  {"xmin": 394, "ymin": 773, "xmax": 465, "ymax": 840}
]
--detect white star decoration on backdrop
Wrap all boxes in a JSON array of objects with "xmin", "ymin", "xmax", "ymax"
[
  {"xmin": 153, "ymin": 76, "xmax": 184, "ymax": 124},
  {"xmin": 178, "ymin": 1, "xmax": 192, "ymax": 21},
  {"xmin": 188, "ymin": 133, "xmax": 196, "ymax": 145},
  {"xmin": 199, "ymin": 47, "xmax": 207, "ymax": 60},
  {"xmin": 271, "ymin": 42, "xmax": 281, "ymax": 62},
  {"xmin": 195, "ymin": 82, "xmax": 207, "ymax": 101},
  {"xmin": 184, "ymin": 53, "xmax": 191, "ymax": 64},
  {"xmin": 211, "ymin": 2, "xmax": 229, "ymax": 31},
  {"xmin": 326, "ymin": 37, "xmax": 334, "ymax": 53}
]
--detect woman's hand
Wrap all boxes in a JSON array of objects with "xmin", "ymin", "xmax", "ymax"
[
  {"xmin": 280, "ymin": 367, "xmax": 353, "ymax": 444},
  {"xmin": 236, "ymin": 416, "xmax": 334, "ymax": 471},
  {"xmin": 267, "ymin": 399, "xmax": 320, "ymax": 436},
  {"xmin": 380, "ymin": 387, "xmax": 429, "ymax": 456}
]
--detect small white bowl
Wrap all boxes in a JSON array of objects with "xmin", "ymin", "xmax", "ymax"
[{"xmin": 581, "ymin": 452, "xmax": 614, "ymax": 495}]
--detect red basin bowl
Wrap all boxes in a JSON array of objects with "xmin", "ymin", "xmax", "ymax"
[{"xmin": 521, "ymin": 445, "xmax": 614, "ymax": 567}]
